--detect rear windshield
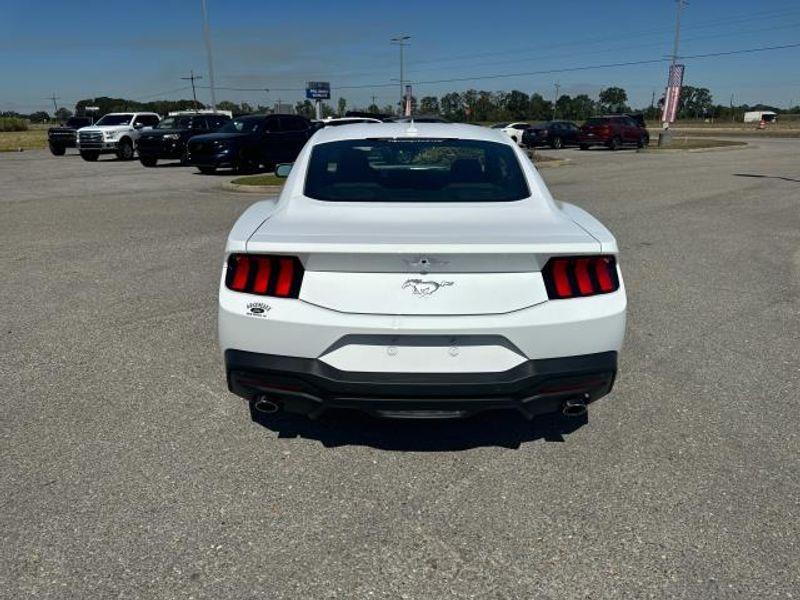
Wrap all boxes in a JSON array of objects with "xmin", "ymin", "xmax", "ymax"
[
  {"xmin": 304, "ymin": 138, "xmax": 529, "ymax": 202},
  {"xmin": 585, "ymin": 117, "xmax": 609, "ymax": 125}
]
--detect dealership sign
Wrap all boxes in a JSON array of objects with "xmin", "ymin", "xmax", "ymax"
[{"xmin": 306, "ymin": 81, "xmax": 331, "ymax": 100}]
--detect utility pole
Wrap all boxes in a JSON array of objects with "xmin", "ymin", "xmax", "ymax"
[
  {"xmin": 200, "ymin": 0, "xmax": 217, "ymax": 111},
  {"xmin": 391, "ymin": 35, "xmax": 411, "ymax": 115},
  {"xmin": 552, "ymin": 82, "xmax": 560, "ymax": 120},
  {"xmin": 47, "ymin": 93, "xmax": 59, "ymax": 115},
  {"xmin": 180, "ymin": 70, "xmax": 203, "ymax": 110},
  {"xmin": 662, "ymin": 0, "xmax": 687, "ymax": 131},
  {"xmin": 371, "ymin": 95, "xmax": 377, "ymax": 107},
  {"xmin": 730, "ymin": 93, "xmax": 735, "ymax": 122}
]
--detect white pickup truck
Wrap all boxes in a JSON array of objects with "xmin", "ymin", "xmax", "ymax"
[{"xmin": 76, "ymin": 112, "xmax": 160, "ymax": 161}]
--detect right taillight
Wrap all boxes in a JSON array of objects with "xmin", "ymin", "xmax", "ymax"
[{"xmin": 542, "ymin": 255, "xmax": 619, "ymax": 299}]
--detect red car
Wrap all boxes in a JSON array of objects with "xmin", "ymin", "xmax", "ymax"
[{"xmin": 578, "ymin": 115, "xmax": 649, "ymax": 151}]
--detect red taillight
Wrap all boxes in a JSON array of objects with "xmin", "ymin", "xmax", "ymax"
[
  {"xmin": 543, "ymin": 255, "xmax": 619, "ymax": 299},
  {"xmin": 225, "ymin": 254, "xmax": 304, "ymax": 298}
]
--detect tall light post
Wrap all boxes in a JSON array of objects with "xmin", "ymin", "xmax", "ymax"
[
  {"xmin": 200, "ymin": 0, "xmax": 217, "ymax": 111},
  {"xmin": 391, "ymin": 35, "xmax": 411, "ymax": 115}
]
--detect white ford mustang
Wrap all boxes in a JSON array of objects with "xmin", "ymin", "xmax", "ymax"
[{"xmin": 219, "ymin": 123, "xmax": 626, "ymax": 420}]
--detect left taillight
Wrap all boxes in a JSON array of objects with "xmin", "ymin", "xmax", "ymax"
[
  {"xmin": 542, "ymin": 255, "xmax": 619, "ymax": 299},
  {"xmin": 225, "ymin": 254, "xmax": 304, "ymax": 298}
]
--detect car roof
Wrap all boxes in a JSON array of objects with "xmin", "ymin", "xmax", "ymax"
[{"xmin": 310, "ymin": 122, "xmax": 510, "ymax": 144}]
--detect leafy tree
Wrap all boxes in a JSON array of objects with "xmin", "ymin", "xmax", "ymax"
[
  {"xmin": 295, "ymin": 100, "xmax": 315, "ymax": 118},
  {"xmin": 473, "ymin": 91, "xmax": 496, "ymax": 121},
  {"xmin": 462, "ymin": 89, "xmax": 479, "ymax": 121},
  {"xmin": 29, "ymin": 111, "xmax": 50, "ymax": 123},
  {"xmin": 678, "ymin": 86, "xmax": 713, "ymax": 119},
  {"xmin": 505, "ymin": 90, "xmax": 529, "ymax": 120},
  {"xmin": 570, "ymin": 94, "xmax": 596, "ymax": 121},
  {"xmin": 529, "ymin": 93, "xmax": 552, "ymax": 120},
  {"xmin": 321, "ymin": 103, "xmax": 336, "ymax": 118},
  {"xmin": 367, "ymin": 103, "xmax": 381, "ymax": 114},
  {"xmin": 598, "ymin": 87, "xmax": 629, "ymax": 113},
  {"xmin": 419, "ymin": 96, "xmax": 440, "ymax": 114},
  {"xmin": 216, "ymin": 100, "xmax": 239, "ymax": 113},
  {"xmin": 239, "ymin": 102, "xmax": 253, "ymax": 114},
  {"xmin": 54, "ymin": 107, "xmax": 73, "ymax": 121},
  {"xmin": 554, "ymin": 94, "xmax": 572, "ymax": 119},
  {"xmin": 440, "ymin": 92, "xmax": 464, "ymax": 121}
]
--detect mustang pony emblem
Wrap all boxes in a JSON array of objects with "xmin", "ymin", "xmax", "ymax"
[{"xmin": 402, "ymin": 279, "xmax": 454, "ymax": 297}]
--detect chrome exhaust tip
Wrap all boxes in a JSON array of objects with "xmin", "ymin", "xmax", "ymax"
[
  {"xmin": 253, "ymin": 396, "xmax": 281, "ymax": 414},
  {"xmin": 562, "ymin": 398, "xmax": 588, "ymax": 417}
]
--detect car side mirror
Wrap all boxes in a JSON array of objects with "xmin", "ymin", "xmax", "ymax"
[
  {"xmin": 275, "ymin": 163, "xmax": 293, "ymax": 178},
  {"xmin": 133, "ymin": 123, "xmax": 144, "ymax": 129}
]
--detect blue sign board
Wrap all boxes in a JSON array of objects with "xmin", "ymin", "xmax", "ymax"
[{"xmin": 306, "ymin": 81, "xmax": 331, "ymax": 100}]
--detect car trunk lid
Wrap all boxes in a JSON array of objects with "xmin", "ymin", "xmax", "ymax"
[{"xmin": 246, "ymin": 201, "xmax": 600, "ymax": 315}]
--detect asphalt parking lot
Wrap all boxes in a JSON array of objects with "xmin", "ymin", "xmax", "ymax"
[{"xmin": 2, "ymin": 140, "xmax": 799, "ymax": 599}]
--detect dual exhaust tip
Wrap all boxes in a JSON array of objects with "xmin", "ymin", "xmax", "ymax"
[{"xmin": 254, "ymin": 395, "xmax": 588, "ymax": 418}]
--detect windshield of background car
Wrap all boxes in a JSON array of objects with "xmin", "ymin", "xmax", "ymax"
[
  {"xmin": 155, "ymin": 116, "xmax": 193, "ymax": 129},
  {"xmin": 304, "ymin": 138, "xmax": 530, "ymax": 202},
  {"xmin": 65, "ymin": 118, "xmax": 90, "ymax": 128},
  {"xmin": 95, "ymin": 114, "xmax": 133, "ymax": 126},
  {"xmin": 217, "ymin": 118, "xmax": 262, "ymax": 134}
]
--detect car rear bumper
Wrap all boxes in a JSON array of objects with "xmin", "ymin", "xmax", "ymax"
[
  {"xmin": 577, "ymin": 135, "xmax": 611, "ymax": 145},
  {"xmin": 225, "ymin": 349, "xmax": 617, "ymax": 419},
  {"xmin": 186, "ymin": 149, "xmax": 234, "ymax": 168}
]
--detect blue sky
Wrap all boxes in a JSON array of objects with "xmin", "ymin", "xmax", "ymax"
[{"xmin": 2, "ymin": 0, "xmax": 800, "ymax": 113}]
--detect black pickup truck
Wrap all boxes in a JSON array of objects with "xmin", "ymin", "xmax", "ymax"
[{"xmin": 48, "ymin": 116, "xmax": 94, "ymax": 155}]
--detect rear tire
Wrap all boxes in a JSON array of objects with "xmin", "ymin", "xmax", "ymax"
[
  {"xmin": 550, "ymin": 136, "xmax": 563, "ymax": 150},
  {"xmin": 80, "ymin": 151, "xmax": 99, "ymax": 161},
  {"xmin": 198, "ymin": 166, "xmax": 217, "ymax": 174},
  {"xmin": 139, "ymin": 157, "xmax": 157, "ymax": 167},
  {"xmin": 116, "ymin": 139, "xmax": 134, "ymax": 161},
  {"xmin": 579, "ymin": 144, "xmax": 589, "ymax": 151},
  {"xmin": 608, "ymin": 136, "xmax": 622, "ymax": 151},
  {"xmin": 637, "ymin": 134, "xmax": 649, "ymax": 148},
  {"xmin": 49, "ymin": 144, "xmax": 66, "ymax": 156}
]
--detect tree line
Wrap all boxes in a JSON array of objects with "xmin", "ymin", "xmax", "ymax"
[{"xmin": 3, "ymin": 87, "xmax": 796, "ymax": 124}]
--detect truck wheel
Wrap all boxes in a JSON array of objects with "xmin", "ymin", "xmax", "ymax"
[
  {"xmin": 608, "ymin": 136, "xmax": 622, "ymax": 151},
  {"xmin": 80, "ymin": 151, "xmax": 99, "ymax": 161},
  {"xmin": 116, "ymin": 139, "xmax": 134, "ymax": 160},
  {"xmin": 550, "ymin": 136, "xmax": 563, "ymax": 150},
  {"xmin": 198, "ymin": 166, "xmax": 217, "ymax": 174},
  {"xmin": 139, "ymin": 157, "xmax": 158, "ymax": 167},
  {"xmin": 49, "ymin": 144, "xmax": 66, "ymax": 156}
]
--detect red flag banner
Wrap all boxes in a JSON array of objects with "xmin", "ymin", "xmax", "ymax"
[{"xmin": 661, "ymin": 64, "xmax": 685, "ymax": 123}]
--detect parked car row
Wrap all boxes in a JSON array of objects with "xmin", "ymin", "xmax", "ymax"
[
  {"xmin": 48, "ymin": 111, "xmax": 321, "ymax": 174},
  {"xmin": 494, "ymin": 114, "xmax": 649, "ymax": 151},
  {"xmin": 48, "ymin": 111, "xmax": 456, "ymax": 174}
]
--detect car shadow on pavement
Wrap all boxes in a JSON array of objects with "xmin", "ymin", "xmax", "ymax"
[{"xmin": 249, "ymin": 405, "xmax": 587, "ymax": 451}]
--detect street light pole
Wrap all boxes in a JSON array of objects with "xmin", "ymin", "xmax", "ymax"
[
  {"xmin": 200, "ymin": 0, "xmax": 217, "ymax": 111},
  {"xmin": 391, "ymin": 35, "xmax": 411, "ymax": 115}
]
